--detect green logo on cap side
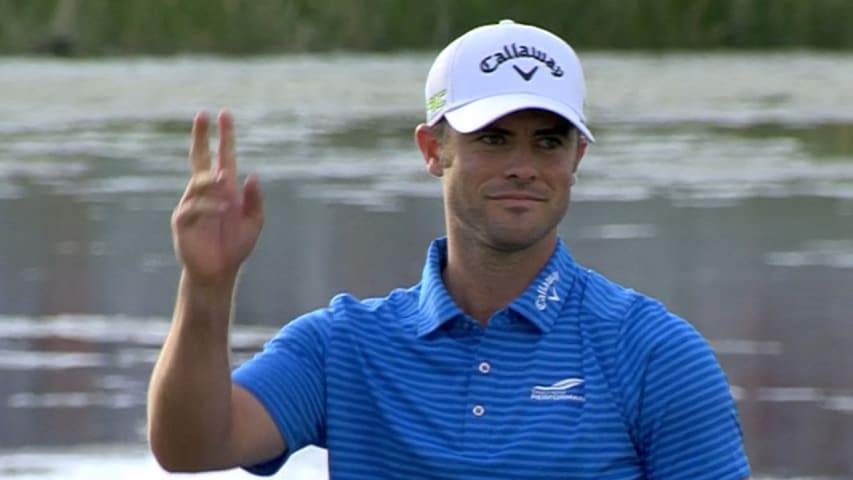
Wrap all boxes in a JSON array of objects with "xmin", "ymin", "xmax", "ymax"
[{"xmin": 427, "ymin": 89, "xmax": 447, "ymax": 116}]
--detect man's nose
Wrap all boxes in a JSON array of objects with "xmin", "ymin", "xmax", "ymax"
[{"xmin": 503, "ymin": 147, "xmax": 537, "ymax": 182}]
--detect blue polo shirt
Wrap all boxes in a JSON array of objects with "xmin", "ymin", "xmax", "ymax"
[{"xmin": 232, "ymin": 237, "xmax": 750, "ymax": 479}]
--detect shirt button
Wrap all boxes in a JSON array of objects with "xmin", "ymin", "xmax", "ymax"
[
  {"xmin": 478, "ymin": 362, "xmax": 491, "ymax": 374},
  {"xmin": 472, "ymin": 405, "xmax": 485, "ymax": 416}
]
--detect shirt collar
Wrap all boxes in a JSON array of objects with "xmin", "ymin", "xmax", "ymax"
[
  {"xmin": 506, "ymin": 239, "xmax": 578, "ymax": 334},
  {"xmin": 416, "ymin": 237, "xmax": 462, "ymax": 338},
  {"xmin": 416, "ymin": 237, "xmax": 578, "ymax": 338}
]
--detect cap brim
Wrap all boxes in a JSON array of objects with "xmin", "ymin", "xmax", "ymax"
[{"xmin": 443, "ymin": 93, "xmax": 595, "ymax": 143}]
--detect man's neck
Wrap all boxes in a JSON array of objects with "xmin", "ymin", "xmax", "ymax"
[{"xmin": 442, "ymin": 234, "xmax": 557, "ymax": 327}]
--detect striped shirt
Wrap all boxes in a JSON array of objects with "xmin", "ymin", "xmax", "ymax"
[{"xmin": 232, "ymin": 237, "xmax": 750, "ymax": 479}]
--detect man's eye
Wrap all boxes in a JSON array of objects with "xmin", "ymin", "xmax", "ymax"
[
  {"xmin": 538, "ymin": 137, "xmax": 564, "ymax": 149},
  {"xmin": 479, "ymin": 134, "xmax": 505, "ymax": 145}
]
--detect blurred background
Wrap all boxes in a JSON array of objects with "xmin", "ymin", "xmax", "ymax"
[{"xmin": 0, "ymin": 0, "xmax": 852, "ymax": 478}]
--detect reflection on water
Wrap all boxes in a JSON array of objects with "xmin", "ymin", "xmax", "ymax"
[
  {"xmin": 0, "ymin": 445, "xmax": 327, "ymax": 479},
  {"xmin": 766, "ymin": 240, "xmax": 853, "ymax": 268},
  {"xmin": 0, "ymin": 52, "xmax": 852, "ymax": 479}
]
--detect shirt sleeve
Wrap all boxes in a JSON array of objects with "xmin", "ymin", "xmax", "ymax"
[
  {"xmin": 231, "ymin": 308, "xmax": 331, "ymax": 476},
  {"xmin": 624, "ymin": 298, "xmax": 751, "ymax": 480}
]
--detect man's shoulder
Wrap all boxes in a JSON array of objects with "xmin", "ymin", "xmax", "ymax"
[
  {"xmin": 321, "ymin": 284, "xmax": 422, "ymax": 330},
  {"xmin": 576, "ymin": 267, "xmax": 693, "ymax": 343},
  {"xmin": 327, "ymin": 284, "xmax": 419, "ymax": 313},
  {"xmin": 576, "ymin": 267, "xmax": 645, "ymax": 323}
]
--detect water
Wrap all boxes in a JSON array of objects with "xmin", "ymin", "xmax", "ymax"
[{"xmin": 0, "ymin": 52, "xmax": 852, "ymax": 479}]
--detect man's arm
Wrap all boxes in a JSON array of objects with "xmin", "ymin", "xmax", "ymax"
[
  {"xmin": 637, "ymin": 317, "xmax": 751, "ymax": 479},
  {"xmin": 617, "ymin": 297, "xmax": 751, "ymax": 479},
  {"xmin": 147, "ymin": 273, "xmax": 284, "ymax": 472},
  {"xmin": 146, "ymin": 110, "xmax": 279, "ymax": 471}
]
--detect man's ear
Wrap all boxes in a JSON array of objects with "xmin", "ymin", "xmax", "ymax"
[
  {"xmin": 415, "ymin": 124, "xmax": 444, "ymax": 177},
  {"xmin": 573, "ymin": 135, "xmax": 589, "ymax": 174}
]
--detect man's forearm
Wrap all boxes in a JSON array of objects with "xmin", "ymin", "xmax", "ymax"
[{"xmin": 147, "ymin": 271, "xmax": 238, "ymax": 471}]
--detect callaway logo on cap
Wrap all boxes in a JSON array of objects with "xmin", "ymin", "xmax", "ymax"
[{"xmin": 425, "ymin": 19, "xmax": 594, "ymax": 142}]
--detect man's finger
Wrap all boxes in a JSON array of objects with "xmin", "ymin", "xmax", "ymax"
[
  {"xmin": 173, "ymin": 197, "xmax": 228, "ymax": 227},
  {"xmin": 216, "ymin": 109, "xmax": 237, "ymax": 179},
  {"xmin": 242, "ymin": 174, "xmax": 264, "ymax": 224},
  {"xmin": 179, "ymin": 171, "xmax": 218, "ymax": 202},
  {"xmin": 189, "ymin": 111, "xmax": 211, "ymax": 174}
]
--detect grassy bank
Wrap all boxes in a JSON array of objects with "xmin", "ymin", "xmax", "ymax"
[{"xmin": 1, "ymin": 0, "xmax": 853, "ymax": 56}]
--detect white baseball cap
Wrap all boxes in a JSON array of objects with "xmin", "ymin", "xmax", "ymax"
[{"xmin": 425, "ymin": 19, "xmax": 594, "ymax": 142}]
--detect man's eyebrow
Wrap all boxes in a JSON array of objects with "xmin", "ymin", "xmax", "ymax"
[
  {"xmin": 475, "ymin": 125, "xmax": 570, "ymax": 136},
  {"xmin": 535, "ymin": 125, "xmax": 571, "ymax": 137},
  {"xmin": 476, "ymin": 125, "xmax": 511, "ymax": 135}
]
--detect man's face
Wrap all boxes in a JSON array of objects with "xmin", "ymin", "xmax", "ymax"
[{"xmin": 419, "ymin": 109, "xmax": 587, "ymax": 253}]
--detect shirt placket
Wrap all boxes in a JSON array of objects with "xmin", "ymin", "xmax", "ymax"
[{"xmin": 461, "ymin": 313, "xmax": 509, "ymax": 454}]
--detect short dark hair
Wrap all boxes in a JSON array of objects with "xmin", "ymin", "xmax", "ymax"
[
  {"xmin": 431, "ymin": 119, "xmax": 449, "ymax": 146},
  {"xmin": 429, "ymin": 119, "xmax": 451, "ymax": 167}
]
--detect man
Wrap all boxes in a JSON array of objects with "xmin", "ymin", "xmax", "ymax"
[{"xmin": 148, "ymin": 20, "xmax": 751, "ymax": 479}]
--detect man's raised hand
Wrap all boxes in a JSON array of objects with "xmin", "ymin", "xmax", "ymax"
[{"xmin": 171, "ymin": 110, "xmax": 264, "ymax": 287}]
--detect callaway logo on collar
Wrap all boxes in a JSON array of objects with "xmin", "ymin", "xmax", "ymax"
[{"xmin": 535, "ymin": 270, "xmax": 560, "ymax": 311}]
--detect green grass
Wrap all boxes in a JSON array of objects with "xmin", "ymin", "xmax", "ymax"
[{"xmin": 2, "ymin": 0, "xmax": 853, "ymax": 55}]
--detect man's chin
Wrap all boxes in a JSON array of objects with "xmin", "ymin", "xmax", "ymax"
[{"xmin": 480, "ymin": 226, "xmax": 554, "ymax": 254}]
